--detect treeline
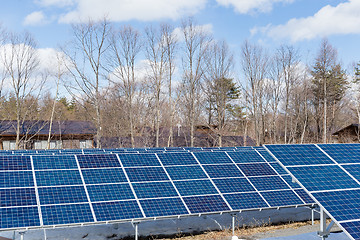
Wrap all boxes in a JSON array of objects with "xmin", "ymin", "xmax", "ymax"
[{"xmin": 0, "ymin": 18, "xmax": 358, "ymax": 148}]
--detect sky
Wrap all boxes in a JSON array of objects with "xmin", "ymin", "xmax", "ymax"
[{"xmin": 0, "ymin": 0, "xmax": 359, "ymax": 73}]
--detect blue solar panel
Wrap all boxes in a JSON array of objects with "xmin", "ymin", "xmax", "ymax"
[
  {"xmin": 0, "ymin": 188, "xmax": 37, "ymax": 207},
  {"xmin": 132, "ymin": 181, "xmax": 178, "ymax": 199},
  {"xmin": 224, "ymin": 192, "xmax": 269, "ymax": 210},
  {"xmin": 118, "ymin": 153, "xmax": 160, "ymax": 167},
  {"xmin": 261, "ymin": 190, "xmax": 304, "ymax": 207},
  {"xmin": 340, "ymin": 221, "xmax": 360, "ymax": 240},
  {"xmin": 140, "ymin": 198, "xmax": 188, "ymax": 217},
  {"xmin": 93, "ymin": 201, "xmax": 143, "ymax": 221},
  {"xmin": 184, "ymin": 195, "xmax": 230, "ymax": 213},
  {"xmin": 41, "ymin": 203, "xmax": 94, "ymax": 225},
  {"xmin": 202, "ymin": 164, "xmax": 243, "ymax": 178},
  {"xmin": 256, "ymin": 150, "xmax": 277, "ymax": 162},
  {"xmin": 288, "ymin": 165, "xmax": 359, "ymax": 191},
  {"xmin": 0, "ymin": 156, "xmax": 31, "ymax": 170},
  {"xmin": 174, "ymin": 180, "xmax": 218, "ymax": 196},
  {"xmin": 193, "ymin": 152, "xmax": 232, "ymax": 164},
  {"xmin": 227, "ymin": 151, "xmax": 265, "ymax": 163},
  {"xmin": 250, "ymin": 176, "xmax": 290, "ymax": 191},
  {"xmin": 213, "ymin": 178, "xmax": 255, "ymax": 193},
  {"xmin": 238, "ymin": 163, "xmax": 277, "ymax": 177},
  {"xmin": 165, "ymin": 165, "xmax": 207, "ymax": 180},
  {"xmin": 0, "ymin": 207, "xmax": 40, "ymax": 229},
  {"xmin": 35, "ymin": 170, "xmax": 83, "ymax": 186},
  {"xmin": 125, "ymin": 167, "xmax": 169, "ymax": 182},
  {"xmin": 312, "ymin": 189, "xmax": 360, "ymax": 222},
  {"xmin": 87, "ymin": 184, "xmax": 134, "ymax": 202},
  {"xmin": 157, "ymin": 152, "xmax": 198, "ymax": 166},
  {"xmin": 294, "ymin": 189, "xmax": 314, "ymax": 204},
  {"xmin": 281, "ymin": 175, "xmax": 301, "ymax": 188},
  {"xmin": 318, "ymin": 143, "xmax": 360, "ymax": 164},
  {"xmin": 0, "ymin": 171, "xmax": 34, "ymax": 188},
  {"xmin": 77, "ymin": 154, "xmax": 121, "ymax": 168},
  {"xmin": 38, "ymin": 186, "xmax": 88, "ymax": 205},
  {"xmin": 342, "ymin": 164, "xmax": 360, "ymax": 181},
  {"xmin": 265, "ymin": 144, "xmax": 333, "ymax": 166},
  {"xmin": 269, "ymin": 163, "xmax": 288, "ymax": 175},
  {"xmin": 33, "ymin": 155, "xmax": 78, "ymax": 170},
  {"xmin": 81, "ymin": 168, "xmax": 127, "ymax": 184}
]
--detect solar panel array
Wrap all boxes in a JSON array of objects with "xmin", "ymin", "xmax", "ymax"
[
  {"xmin": 0, "ymin": 148, "xmax": 312, "ymax": 230},
  {"xmin": 265, "ymin": 143, "xmax": 360, "ymax": 240}
]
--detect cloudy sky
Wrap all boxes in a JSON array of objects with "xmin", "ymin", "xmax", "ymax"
[{"xmin": 1, "ymin": 0, "xmax": 359, "ymax": 69}]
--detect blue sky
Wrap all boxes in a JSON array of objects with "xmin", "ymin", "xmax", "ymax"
[{"xmin": 0, "ymin": 0, "xmax": 358, "ymax": 71}]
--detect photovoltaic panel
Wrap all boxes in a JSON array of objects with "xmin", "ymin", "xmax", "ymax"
[
  {"xmin": 281, "ymin": 175, "xmax": 301, "ymax": 189},
  {"xmin": 341, "ymin": 222, "xmax": 360, "ymax": 240},
  {"xmin": 81, "ymin": 168, "xmax": 127, "ymax": 184},
  {"xmin": 35, "ymin": 170, "xmax": 83, "ymax": 186},
  {"xmin": 157, "ymin": 152, "xmax": 198, "ymax": 166},
  {"xmin": 261, "ymin": 190, "xmax": 304, "ymax": 207},
  {"xmin": 227, "ymin": 151, "xmax": 265, "ymax": 163},
  {"xmin": 238, "ymin": 163, "xmax": 277, "ymax": 177},
  {"xmin": 140, "ymin": 198, "xmax": 188, "ymax": 217},
  {"xmin": 193, "ymin": 152, "xmax": 233, "ymax": 164},
  {"xmin": 318, "ymin": 143, "xmax": 360, "ymax": 164},
  {"xmin": 0, "ymin": 207, "xmax": 40, "ymax": 228},
  {"xmin": 256, "ymin": 150, "xmax": 277, "ymax": 162},
  {"xmin": 269, "ymin": 163, "xmax": 288, "ymax": 175},
  {"xmin": 165, "ymin": 165, "xmax": 207, "ymax": 180},
  {"xmin": 212, "ymin": 178, "xmax": 255, "ymax": 193},
  {"xmin": 249, "ymin": 176, "xmax": 290, "ymax": 191},
  {"xmin": 132, "ymin": 181, "xmax": 178, "ymax": 199},
  {"xmin": 183, "ymin": 195, "xmax": 230, "ymax": 213},
  {"xmin": 87, "ymin": 183, "xmax": 135, "ymax": 202},
  {"xmin": 341, "ymin": 164, "xmax": 360, "ymax": 181},
  {"xmin": 118, "ymin": 153, "xmax": 160, "ymax": 167},
  {"xmin": 0, "ymin": 171, "xmax": 34, "ymax": 188},
  {"xmin": 202, "ymin": 164, "xmax": 243, "ymax": 178},
  {"xmin": 174, "ymin": 180, "xmax": 218, "ymax": 196},
  {"xmin": 92, "ymin": 201, "xmax": 144, "ymax": 221},
  {"xmin": 32, "ymin": 155, "xmax": 78, "ymax": 170},
  {"xmin": 41, "ymin": 204, "xmax": 94, "ymax": 225},
  {"xmin": 0, "ymin": 156, "xmax": 31, "ymax": 170},
  {"xmin": 0, "ymin": 188, "xmax": 37, "ymax": 207},
  {"xmin": 77, "ymin": 154, "xmax": 121, "ymax": 168},
  {"xmin": 294, "ymin": 189, "xmax": 314, "ymax": 204},
  {"xmin": 38, "ymin": 186, "xmax": 88, "ymax": 205},
  {"xmin": 125, "ymin": 167, "xmax": 169, "ymax": 182},
  {"xmin": 224, "ymin": 192, "xmax": 269, "ymax": 210}
]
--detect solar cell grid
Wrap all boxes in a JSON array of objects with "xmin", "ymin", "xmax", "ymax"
[
  {"xmin": 87, "ymin": 183, "xmax": 135, "ymax": 202},
  {"xmin": 174, "ymin": 180, "xmax": 218, "ymax": 196},
  {"xmin": 318, "ymin": 143, "xmax": 360, "ymax": 164},
  {"xmin": 35, "ymin": 170, "xmax": 83, "ymax": 186},
  {"xmin": 41, "ymin": 203, "xmax": 93, "ymax": 225},
  {"xmin": 288, "ymin": 165, "xmax": 360, "ymax": 192},
  {"xmin": 140, "ymin": 198, "xmax": 188, "ymax": 217},
  {"xmin": 340, "ymin": 221, "xmax": 360, "ymax": 240},
  {"xmin": 213, "ymin": 178, "xmax": 255, "ymax": 193},
  {"xmin": 0, "ymin": 156, "xmax": 31, "ymax": 170},
  {"xmin": 269, "ymin": 163, "xmax": 288, "ymax": 175},
  {"xmin": 238, "ymin": 163, "xmax": 277, "ymax": 177},
  {"xmin": 118, "ymin": 153, "xmax": 160, "ymax": 167},
  {"xmin": 342, "ymin": 164, "xmax": 360, "ymax": 181},
  {"xmin": 0, "ymin": 188, "xmax": 37, "ymax": 207},
  {"xmin": 193, "ymin": 152, "xmax": 233, "ymax": 164},
  {"xmin": 32, "ymin": 155, "xmax": 78, "ymax": 170},
  {"xmin": 38, "ymin": 186, "xmax": 88, "ymax": 205},
  {"xmin": 183, "ymin": 195, "xmax": 230, "ymax": 213},
  {"xmin": 157, "ymin": 152, "xmax": 198, "ymax": 166},
  {"xmin": 0, "ymin": 207, "xmax": 40, "ymax": 229},
  {"xmin": 165, "ymin": 165, "xmax": 207, "ymax": 180},
  {"xmin": 224, "ymin": 192, "xmax": 269, "ymax": 210},
  {"xmin": 281, "ymin": 175, "xmax": 301, "ymax": 189},
  {"xmin": 202, "ymin": 164, "xmax": 243, "ymax": 178},
  {"xmin": 81, "ymin": 168, "xmax": 127, "ymax": 184},
  {"xmin": 294, "ymin": 189, "xmax": 314, "ymax": 204},
  {"xmin": 0, "ymin": 171, "xmax": 34, "ymax": 188},
  {"xmin": 132, "ymin": 181, "xmax": 179, "ymax": 199},
  {"xmin": 125, "ymin": 167, "xmax": 169, "ymax": 182},
  {"xmin": 249, "ymin": 176, "xmax": 290, "ymax": 191},
  {"xmin": 92, "ymin": 201, "xmax": 143, "ymax": 221},
  {"xmin": 77, "ymin": 154, "xmax": 121, "ymax": 168},
  {"xmin": 227, "ymin": 151, "xmax": 265, "ymax": 163},
  {"xmin": 261, "ymin": 190, "xmax": 304, "ymax": 207}
]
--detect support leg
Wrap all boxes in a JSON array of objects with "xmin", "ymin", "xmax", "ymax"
[
  {"xmin": 230, "ymin": 214, "xmax": 238, "ymax": 240},
  {"xmin": 317, "ymin": 208, "xmax": 334, "ymax": 240},
  {"xmin": 19, "ymin": 231, "xmax": 26, "ymax": 240},
  {"xmin": 134, "ymin": 222, "xmax": 139, "ymax": 240},
  {"xmin": 311, "ymin": 207, "xmax": 315, "ymax": 226},
  {"xmin": 43, "ymin": 228, "xmax": 47, "ymax": 240}
]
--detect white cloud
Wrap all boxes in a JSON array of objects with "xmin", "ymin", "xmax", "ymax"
[
  {"xmin": 216, "ymin": 0, "xmax": 294, "ymax": 14},
  {"xmin": 58, "ymin": 0, "xmax": 207, "ymax": 23},
  {"xmin": 257, "ymin": 0, "xmax": 360, "ymax": 42},
  {"xmin": 35, "ymin": 0, "xmax": 74, "ymax": 7},
  {"xmin": 172, "ymin": 24, "xmax": 213, "ymax": 42},
  {"xmin": 23, "ymin": 11, "xmax": 47, "ymax": 26}
]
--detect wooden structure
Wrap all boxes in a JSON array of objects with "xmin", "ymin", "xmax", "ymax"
[{"xmin": 332, "ymin": 123, "xmax": 360, "ymax": 143}]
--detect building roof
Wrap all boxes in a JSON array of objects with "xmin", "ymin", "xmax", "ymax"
[
  {"xmin": 0, "ymin": 120, "xmax": 96, "ymax": 136},
  {"xmin": 332, "ymin": 123, "xmax": 360, "ymax": 136}
]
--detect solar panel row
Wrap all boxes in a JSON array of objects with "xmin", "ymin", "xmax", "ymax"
[{"xmin": 0, "ymin": 150, "xmax": 312, "ymax": 230}]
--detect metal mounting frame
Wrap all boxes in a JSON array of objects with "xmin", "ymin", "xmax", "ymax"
[{"xmin": 317, "ymin": 208, "xmax": 335, "ymax": 240}]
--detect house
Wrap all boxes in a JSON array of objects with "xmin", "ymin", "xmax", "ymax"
[
  {"xmin": 332, "ymin": 123, "xmax": 360, "ymax": 143},
  {"xmin": 0, "ymin": 120, "xmax": 96, "ymax": 150}
]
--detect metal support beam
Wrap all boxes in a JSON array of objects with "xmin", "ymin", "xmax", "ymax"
[
  {"xmin": 317, "ymin": 208, "xmax": 334, "ymax": 240},
  {"xmin": 43, "ymin": 228, "xmax": 47, "ymax": 240},
  {"xmin": 133, "ymin": 222, "xmax": 139, "ymax": 240},
  {"xmin": 230, "ymin": 213, "xmax": 239, "ymax": 240},
  {"xmin": 310, "ymin": 206, "xmax": 315, "ymax": 225},
  {"xmin": 19, "ymin": 231, "xmax": 26, "ymax": 240}
]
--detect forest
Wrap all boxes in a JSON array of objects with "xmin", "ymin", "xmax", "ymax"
[{"xmin": 0, "ymin": 18, "xmax": 358, "ymax": 148}]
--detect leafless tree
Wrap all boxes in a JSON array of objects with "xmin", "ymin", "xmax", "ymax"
[
  {"xmin": 181, "ymin": 18, "xmax": 212, "ymax": 147},
  {"xmin": 108, "ymin": 25, "xmax": 142, "ymax": 148},
  {"xmin": 62, "ymin": 18, "xmax": 111, "ymax": 148}
]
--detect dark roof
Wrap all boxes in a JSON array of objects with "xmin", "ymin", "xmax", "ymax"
[
  {"xmin": 0, "ymin": 120, "xmax": 96, "ymax": 136},
  {"xmin": 332, "ymin": 124, "xmax": 360, "ymax": 136}
]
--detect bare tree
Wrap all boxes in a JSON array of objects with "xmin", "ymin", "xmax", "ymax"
[
  {"xmin": 108, "ymin": 25, "xmax": 142, "ymax": 148},
  {"xmin": 1, "ymin": 31, "xmax": 43, "ymax": 149},
  {"xmin": 241, "ymin": 40, "xmax": 269, "ymax": 146},
  {"xmin": 62, "ymin": 18, "xmax": 111, "ymax": 148},
  {"xmin": 181, "ymin": 18, "xmax": 211, "ymax": 147}
]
